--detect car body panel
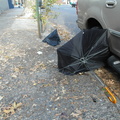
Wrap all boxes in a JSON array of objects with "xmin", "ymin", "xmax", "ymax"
[{"xmin": 76, "ymin": 0, "xmax": 120, "ymax": 58}]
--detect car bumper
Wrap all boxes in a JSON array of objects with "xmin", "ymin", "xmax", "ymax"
[{"xmin": 109, "ymin": 29, "xmax": 120, "ymax": 58}]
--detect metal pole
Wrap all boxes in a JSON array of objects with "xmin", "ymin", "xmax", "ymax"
[{"xmin": 36, "ymin": 0, "xmax": 42, "ymax": 38}]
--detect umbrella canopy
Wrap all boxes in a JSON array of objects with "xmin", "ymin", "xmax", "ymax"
[
  {"xmin": 42, "ymin": 29, "xmax": 61, "ymax": 46},
  {"xmin": 57, "ymin": 29, "xmax": 110, "ymax": 75}
]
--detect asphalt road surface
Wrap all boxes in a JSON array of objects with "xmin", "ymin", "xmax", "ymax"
[{"xmin": 51, "ymin": 4, "xmax": 80, "ymax": 35}]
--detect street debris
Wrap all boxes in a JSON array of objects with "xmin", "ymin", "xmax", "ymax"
[
  {"xmin": 37, "ymin": 51, "xmax": 43, "ymax": 55},
  {"xmin": 30, "ymin": 62, "xmax": 46, "ymax": 71},
  {"xmin": 57, "ymin": 29, "xmax": 110, "ymax": 75},
  {"xmin": 0, "ymin": 96, "xmax": 4, "ymax": 101},
  {"xmin": 1, "ymin": 102, "xmax": 22, "ymax": 119},
  {"xmin": 42, "ymin": 29, "xmax": 61, "ymax": 46},
  {"xmin": 52, "ymin": 23, "xmax": 73, "ymax": 41},
  {"xmin": 70, "ymin": 109, "xmax": 85, "ymax": 119},
  {"xmin": 95, "ymin": 68, "xmax": 120, "ymax": 98}
]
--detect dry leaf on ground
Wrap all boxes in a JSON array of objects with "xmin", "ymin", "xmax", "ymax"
[
  {"xmin": 2, "ymin": 102, "xmax": 22, "ymax": 115},
  {"xmin": 95, "ymin": 67, "xmax": 120, "ymax": 98},
  {"xmin": 71, "ymin": 109, "xmax": 82, "ymax": 118}
]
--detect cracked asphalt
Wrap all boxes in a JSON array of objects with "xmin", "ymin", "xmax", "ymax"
[{"xmin": 0, "ymin": 7, "xmax": 120, "ymax": 120}]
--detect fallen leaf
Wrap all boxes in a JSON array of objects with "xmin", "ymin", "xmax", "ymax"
[
  {"xmin": 41, "ymin": 83, "xmax": 52, "ymax": 87},
  {"xmin": 0, "ymin": 96, "xmax": 4, "ymax": 101},
  {"xmin": 70, "ymin": 109, "xmax": 82, "ymax": 118},
  {"xmin": 11, "ymin": 74, "xmax": 17, "ymax": 78},
  {"xmin": 3, "ymin": 109, "xmax": 14, "ymax": 114},
  {"xmin": 75, "ymin": 109, "xmax": 82, "ymax": 115},
  {"xmin": 71, "ymin": 112, "xmax": 79, "ymax": 118},
  {"xmin": 33, "ymin": 83, "xmax": 37, "ymax": 86},
  {"xmin": 30, "ymin": 62, "xmax": 46, "ymax": 71},
  {"xmin": 22, "ymin": 94, "xmax": 28, "ymax": 98},
  {"xmin": 13, "ymin": 102, "xmax": 22, "ymax": 109},
  {"xmin": 54, "ymin": 97, "xmax": 60, "ymax": 101},
  {"xmin": 14, "ymin": 68, "xmax": 20, "ymax": 72},
  {"xmin": 3, "ymin": 102, "xmax": 22, "ymax": 115},
  {"xmin": 78, "ymin": 117, "xmax": 83, "ymax": 120}
]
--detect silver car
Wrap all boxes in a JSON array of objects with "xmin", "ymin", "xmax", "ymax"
[{"xmin": 76, "ymin": 0, "xmax": 120, "ymax": 58}]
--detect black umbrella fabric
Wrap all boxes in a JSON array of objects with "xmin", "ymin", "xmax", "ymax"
[
  {"xmin": 57, "ymin": 29, "xmax": 110, "ymax": 75},
  {"xmin": 42, "ymin": 29, "xmax": 61, "ymax": 46}
]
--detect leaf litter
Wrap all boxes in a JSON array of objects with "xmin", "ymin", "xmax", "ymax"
[
  {"xmin": 70, "ymin": 109, "xmax": 86, "ymax": 120},
  {"xmin": 95, "ymin": 67, "xmax": 120, "ymax": 98},
  {"xmin": 52, "ymin": 23, "xmax": 73, "ymax": 41},
  {"xmin": 0, "ymin": 44, "xmax": 25, "ymax": 64},
  {"xmin": 0, "ymin": 102, "xmax": 22, "ymax": 119}
]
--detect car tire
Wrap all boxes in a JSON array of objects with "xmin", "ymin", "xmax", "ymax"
[{"xmin": 107, "ymin": 55, "xmax": 120, "ymax": 74}]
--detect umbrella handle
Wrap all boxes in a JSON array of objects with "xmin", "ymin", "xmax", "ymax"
[{"xmin": 104, "ymin": 87, "xmax": 117, "ymax": 104}]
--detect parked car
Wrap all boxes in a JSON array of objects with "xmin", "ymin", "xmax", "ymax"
[{"xmin": 76, "ymin": 0, "xmax": 120, "ymax": 73}]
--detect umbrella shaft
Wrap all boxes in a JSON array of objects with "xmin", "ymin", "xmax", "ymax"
[
  {"xmin": 89, "ymin": 71, "xmax": 117, "ymax": 104},
  {"xmin": 89, "ymin": 71, "xmax": 105, "ymax": 86}
]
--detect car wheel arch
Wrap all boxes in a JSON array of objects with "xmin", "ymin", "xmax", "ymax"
[
  {"xmin": 84, "ymin": 7, "xmax": 104, "ymax": 29},
  {"xmin": 86, "ymin": 18, "xmax": 103, "ymax": 29}
]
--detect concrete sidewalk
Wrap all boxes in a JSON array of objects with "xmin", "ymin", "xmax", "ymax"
[{"xmin": 0, "ymin": 7, "xmax": 120, "ymax": 120}]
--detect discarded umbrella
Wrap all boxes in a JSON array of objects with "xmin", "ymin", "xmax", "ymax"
[{"xmin": 57, "ymin": 29, "xmax": 110, "ymax": 75}]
